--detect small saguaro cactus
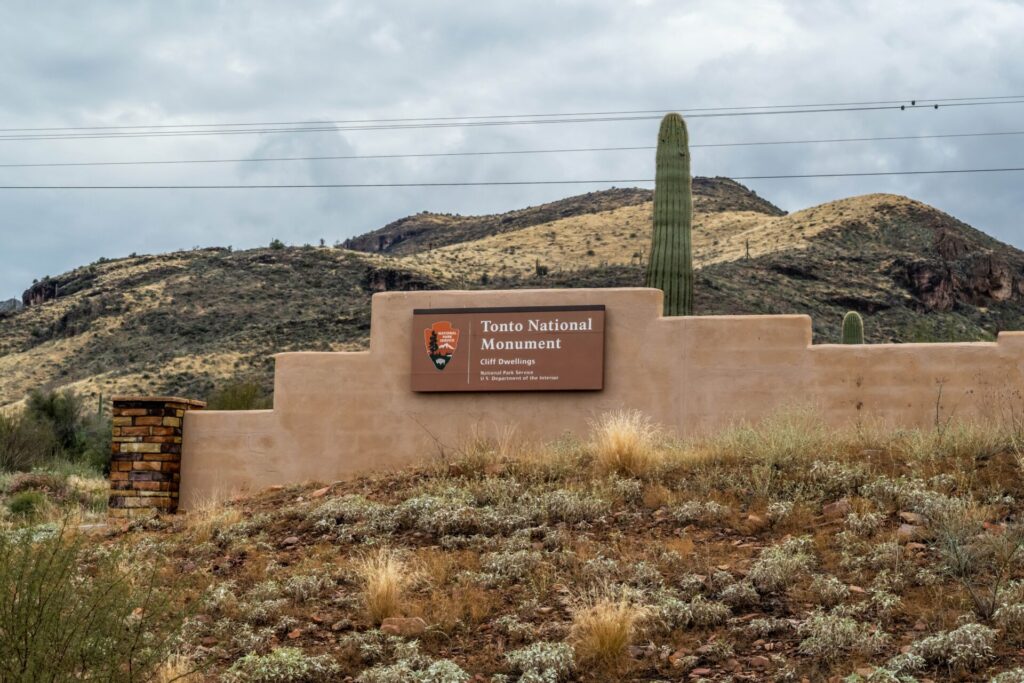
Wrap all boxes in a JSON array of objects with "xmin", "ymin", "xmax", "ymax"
[
  {"xmin": 841, "ymin": 311, "xmax": 865, "ymax": 344},
  {"xmin": 645, "ymin": 112, "xmax": 694, "ymax": 316}
]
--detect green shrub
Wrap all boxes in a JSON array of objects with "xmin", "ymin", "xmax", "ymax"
[
  {"xmin": 0, "ymin": 411, "xmax": 56, "ymax": 471},
  {"xmin": 10, "ymin": 389, "xmax": 112, "ymax": 473},
  {"xmin": 7, "ymin": 490, "xmax": 47, "ymax": 518},
  {"xmin": 208, "ymin": 381, "xmax": 273, "ymax": 410},
  {"xmin": 26, "ymin": 389, "xmax": 83, "ymax": 452},
  {"xmin": 76, "ymin": 410, "xmax": 112, "ymax": 473},
  {"xmin": 0, "ymin": 524, "xmax": 190, "ymax": 681}
]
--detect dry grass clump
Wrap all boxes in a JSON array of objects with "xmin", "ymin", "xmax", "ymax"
[
  {"xmin": 355, "ymin": 548, "xmax": 413, "ymax": 625},
  {"xmin": 590, "ymin": 410, "xmax": 664, "ymax": 478},
  {"xmin": 706, "ymin": 406, "xmax": 832, "ymax": 466},
  {"xmin": 443, "ymin": 424, "xmax": 522, "ymax": 477},
  {"xmin": 153, "ymin": 654, "xmax": 203, "ymax": 683},
  {"xmin": 420, "ymin": 583, "xmax": 496, "ymax": 630},
  {"xmin": 569, "ymin": 593, "xmax": 647, "ymax": 674},
  {"xmin": 184, "ymin": 493, "xmax": 244, "ymax": 544},
  {"xmin": 505, "ymin": 437, "xmax": 586, "ymax": 484}
]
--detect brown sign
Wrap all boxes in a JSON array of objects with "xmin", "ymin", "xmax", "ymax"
[{"xmin": 411, "ymin": 305, "xmax": 605, "ymax": 392}]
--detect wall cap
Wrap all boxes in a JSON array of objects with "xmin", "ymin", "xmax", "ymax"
[{"xmin": 112, "ymin": 395, "xmax": 207, "ymax": 407}]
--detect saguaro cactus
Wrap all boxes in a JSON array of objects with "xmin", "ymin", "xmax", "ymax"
[
  {"xmin": 646, "ymin": 113, "xmax": 694, "ymax": 316},
  {"xmin": 842, "ymin": 311, "xmax": 865, "ymax": 344}
]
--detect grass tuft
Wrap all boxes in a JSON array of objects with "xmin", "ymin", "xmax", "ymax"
[
  {"xmin": 569, "ymin": 594, "xmax": 646, "ymax": 675},
  {"xmin": 590, "ymin": 410, "xmax": 664, "ymax": 478},
  {"xmin": 183, "ymin": 492, "xmax": 244, "ymax": 544},
  {"xmin": 153, "ymin": 654, "xmax": 203, "ymax": 683},
  {"xmin": 355, "ymin": 549, "xmax": 412, "ymax": 625}
]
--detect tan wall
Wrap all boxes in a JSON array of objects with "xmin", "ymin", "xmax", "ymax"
[{"xmin": 180, "ymin": 288, "xmax": 1024, "ymax": 508}]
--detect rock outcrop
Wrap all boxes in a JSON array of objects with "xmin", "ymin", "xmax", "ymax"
[
  {"xmin": 362, "ymin": 266, "xmax": 441, "ymax": 293},
  {"xmin": 21, "ymin": 270, "xmax": 99, "ymax": 308},
  {"xmin": 893, "ymin": 248, "xmax": 1024, "ymax": 313}
]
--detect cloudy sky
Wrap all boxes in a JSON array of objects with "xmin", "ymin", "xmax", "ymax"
[{"xmin": 1, "ymin": 0, "xmax": 1023, "ymax": 300}]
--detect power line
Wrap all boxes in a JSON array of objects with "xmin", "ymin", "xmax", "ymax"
[
  {"xmin": 3, "ymin": 100, "xmax": 1024, "ymax": 142},
  {"xmin": 733, "ymin": 167, "xmax": 1024, "ymax": 180},
  {"xmin": 2, "ymin": 94, "xmax": 1022, "ymax": 133},
  {"xmin": 0, "ymin": 166, "xmax": 1022, "ymax": 189},
  {"xmin": 2, "ymin": 130, "xmax": 1023, "ymax": 169}
]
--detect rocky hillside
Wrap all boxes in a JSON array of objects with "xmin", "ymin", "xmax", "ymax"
[
  {"xmin": 0, "ymin": 248, "xmax": 447, "ymax": 407},
  {"xmin": 479, "ymin": 192, "xmax": 1024, "ymax": 343},
  {"xmin": 2, "ymin": 180, "xmax": 1023, "ymax": 408}
]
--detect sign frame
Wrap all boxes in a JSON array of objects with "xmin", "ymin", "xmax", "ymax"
[{"xmin": 411, "ymin": 304, "xmax": 606, "ymax": 392}]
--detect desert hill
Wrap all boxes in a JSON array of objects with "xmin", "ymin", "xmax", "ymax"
[
  {"xmin": 2, "ymin": 179, "xmax": 1023, "ymax": 408},
  {"xmin": 452, "ymin": 191, "xmax": 1024, "ymax": 342},
  {"xmin": 0, "ymin": 248, "xmax": 446, "ymax": 408},
  {"xmin": 341, "ymin": 178, "xmax": 783, "ymax": 255}
]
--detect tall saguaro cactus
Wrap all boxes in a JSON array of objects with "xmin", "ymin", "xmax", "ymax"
[
  {"xmin": 646, "ymin": 113, "xmax": 694, "ymax": 316},
  {"xmin": 842, "ymin": 311, "xmax": 865, "ymax": 344}
]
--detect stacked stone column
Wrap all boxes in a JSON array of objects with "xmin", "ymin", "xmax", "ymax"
[{"xmin": 108, "ymin": 396, "xmax": 205, "ymax": 517}]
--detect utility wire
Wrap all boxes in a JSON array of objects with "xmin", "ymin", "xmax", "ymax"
[
  {"xmin": 2, "ymin": 130, "xmax": 1023, "ymax": 169},
  {"xmin": 2, "ymin": 94, "xmax": 1022, "ymax": 133},
  {"xmin": 1, "ymin": 166, "xmax": 1022, "ymax": 189},
  {"xmin": 3, "ymin": 100, "xmax": 1024, "ymax": 142}
]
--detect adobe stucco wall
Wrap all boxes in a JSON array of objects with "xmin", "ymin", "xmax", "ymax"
[{"xmin": 179, "ymin": 288, "xmax": 1024, "ymax": 508}]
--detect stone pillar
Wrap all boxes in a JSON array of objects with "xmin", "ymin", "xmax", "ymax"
[{"xmin": 108, "ymin": 396, "xmax": 205, "ymax": 517}]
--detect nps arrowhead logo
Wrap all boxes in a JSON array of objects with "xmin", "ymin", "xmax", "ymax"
[{"xmin": 424, "ymin": 321, "xmax": 460, "ymax": 371}]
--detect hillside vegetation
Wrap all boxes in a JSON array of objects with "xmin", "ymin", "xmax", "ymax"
[
  {"xmin": 0, "ymin": 248, "xmax": 442, "ymax": 407},
  {"xmin": 4, "ymin": 409, "xmax": 1024, "ymax": 680},
  {"xmin": 3, "ymin": 179, "xmax": 1024, "ymax": 408}
]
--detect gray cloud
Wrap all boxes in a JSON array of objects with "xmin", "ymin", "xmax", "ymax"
[{"xmin": 1, "ymin": 0, "xmax": 1023, "ymax": 298}]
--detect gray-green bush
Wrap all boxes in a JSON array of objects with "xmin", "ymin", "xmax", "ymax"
[{"xmin": 226, "ymin": 647, "xmax": 340, "ymax": 682}]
